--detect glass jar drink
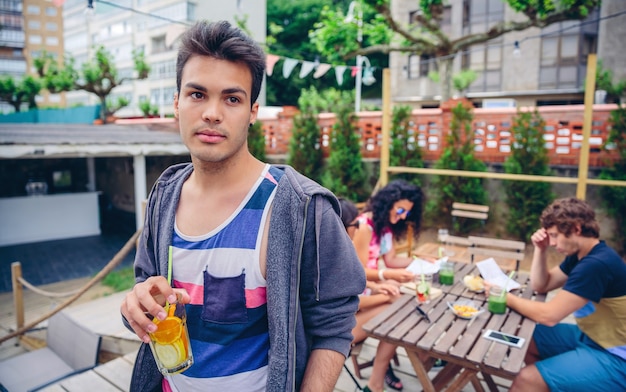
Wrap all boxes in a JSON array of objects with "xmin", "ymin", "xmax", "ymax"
[
  {"xmin": 148, "ymin": 302, "xmax": 194, "ymax": 375},
  {"xmin": 415, "ymin": 274, "xmax": 432, "ymax": 303},
  {"xmin": 439, "ymin": 262, "xmax": 455, "ymax": 285},
  {"xmin": 488, "ymin": 286, "xmax": 507, "ymax": 314}
]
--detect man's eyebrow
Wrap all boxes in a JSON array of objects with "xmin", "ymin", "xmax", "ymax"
[
  {"xmin": 182, "ymin": 83, "xmax": 248, "ymax": 98},
  {"xmin": 223, "ymin": 87, "xmax": 248, "ymax": 98},
  {"xmin": 183, "ymin": 82, "xmax": 207, "ymax": 92}
]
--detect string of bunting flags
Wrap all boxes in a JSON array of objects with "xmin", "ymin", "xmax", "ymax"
[{"xmin": 265, "ymin": 54, "xmax": 375, "ymax": 86}]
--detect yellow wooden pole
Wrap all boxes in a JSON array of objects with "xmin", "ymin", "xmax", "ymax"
[
  {"xmin": 379, "ymin": 68, "xmax": 391, "ymax": 186},
  {"xmin": 11, "ymin": 262, "xmax": 25, "ymax": 332},
  {"xmin": 577, "ymin": 54, "xmax": 597, "ymax": 200}
]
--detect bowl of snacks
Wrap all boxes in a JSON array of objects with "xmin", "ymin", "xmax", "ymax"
[
  {"xmin": 447, "ymin": 300, "xmax": 484, "ymax": 319},
  {"xmin": 463, "ymin": 274, "xmax": 485, "ymax": 293}
]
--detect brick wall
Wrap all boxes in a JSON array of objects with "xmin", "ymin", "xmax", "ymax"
[{"xmin": 259, "ymin": 103, "xmax": 620, "ymax": 167}]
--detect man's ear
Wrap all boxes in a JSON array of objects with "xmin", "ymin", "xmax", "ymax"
[{"xmin": 173, "ymin": 92, "xmax": 179, "ymax": 119}]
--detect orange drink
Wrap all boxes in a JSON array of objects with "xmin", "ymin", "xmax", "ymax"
[{"xmin": 148, "ymin": 302, "xmax": 193, "ymax": 375}]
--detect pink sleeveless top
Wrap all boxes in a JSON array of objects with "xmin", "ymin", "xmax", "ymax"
[{"xmin": 356, "ymin": 214, "xmax": 393, "ymax": 270}]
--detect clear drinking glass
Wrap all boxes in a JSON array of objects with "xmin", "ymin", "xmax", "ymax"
[
  {"xmin": 148, "ymin": 302, "xmax": 194, "ymax": 375},
  {"xmin": 439, "ymin": 261, "xmax": 455, "ymax": 285},
  {"xmin": 415, "ymin": 274, "xmax": 432, "ymax": 304},
  {"xmin": 488, "ymin": 286, "xmax": 507, "ymax": 314}
]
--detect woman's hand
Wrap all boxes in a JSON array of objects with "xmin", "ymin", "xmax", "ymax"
[
  {"xmin": 370, "ymin": 281, "xmax": 401, "ymax": 297},
  {"xmin": 383, "ymin": 268, "xmax": 414, "ymax": 283}
]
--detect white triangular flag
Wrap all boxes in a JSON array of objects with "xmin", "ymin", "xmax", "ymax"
[
  {"xmin": 299, "ymin": 61, "xmax": 316, "ymax": 79},
  {"xmin": 334, "ymin": 65, "xmax": 348, "ymax": 85},
  {"xmin": 282, "ymin": 58, "xmax": 299, "ymax": 79}
]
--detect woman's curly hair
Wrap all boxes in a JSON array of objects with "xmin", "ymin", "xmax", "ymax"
[{"xmin": 364, "ymin": 180, "xmax": 424, "ymax": 242}]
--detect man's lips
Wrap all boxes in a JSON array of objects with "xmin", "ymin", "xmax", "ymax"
[{"xmin": 196, "ymin": 130, "xmax": 225, "ymax": 143}]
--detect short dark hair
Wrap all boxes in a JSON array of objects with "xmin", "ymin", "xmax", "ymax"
[
  {"xmin": 176, "ymin": 20, "xmax": 265, "ymax": 105},
  {"xmin": 365, "ymin": 180, "xmax": 424, "ymax": 242},
  {"xmin": 338, "ymin": 198, "xmax": 359, "ymax": 229},
  {"xmin": 540, "ymin": 197, "xmax": 600, "ymax": 238}
]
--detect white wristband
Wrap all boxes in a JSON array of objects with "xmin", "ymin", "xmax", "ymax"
[{"xmin": 378, "ymin": 269, "xmax": 385, "ymax": 281}]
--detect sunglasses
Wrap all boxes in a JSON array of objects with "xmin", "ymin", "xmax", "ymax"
[
  {"xmin": 395, "ymin": 207, "xmax": 410, "ymax": 217},
  {"xmin": 346, "ymin": 221, "xmax": 360, "ymax": 229}
]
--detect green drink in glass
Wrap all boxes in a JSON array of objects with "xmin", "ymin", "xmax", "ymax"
[
  {"xmin": 439, "ymin": 262, "xmax": 455, "ymax": 285},
  {"xmin": 488, "ymin": 287, "xmax": 507, "ymax": 314}
]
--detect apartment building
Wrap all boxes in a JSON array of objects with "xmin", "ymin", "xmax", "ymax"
[
  {"xmin": 390, "ymin": 0, "xmax": 626, "ymax": 108},
  {"xmin": 23, "ymin": 0, "xmax": 66, "ymax": 108},
  {"xmin": 62, "ymin": 0, "xmax": 267, "ymax": 118},
  {"xmin": 0, "ymin": 0, "xmax": 25, "ymax": 113}
]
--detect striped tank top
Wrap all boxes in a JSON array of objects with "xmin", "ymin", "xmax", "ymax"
[{"xmin": 165, "ymin": 164, "xmax": 283, "ymax": 391}]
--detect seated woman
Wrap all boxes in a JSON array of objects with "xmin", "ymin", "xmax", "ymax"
[
  {"xmin": 348, "ymin": 180, "xmax": 425, "ymax": 392},
  {"xmin": 339, "ymin": 198, "xmax": 405, "ymax": 392}
]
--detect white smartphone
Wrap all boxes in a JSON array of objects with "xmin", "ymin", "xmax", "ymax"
[{"xmin": 482, "ymin": 329, "xmax": 525, "ymax": 348}]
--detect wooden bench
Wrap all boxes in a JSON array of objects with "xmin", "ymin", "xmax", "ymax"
[
  {"xmin": 451, "ymin": 202, "xmax": 489, "ymax": 221},
  {"xmin": 467, "ymin": 235, "xmax": 526, "ymax": 271}
]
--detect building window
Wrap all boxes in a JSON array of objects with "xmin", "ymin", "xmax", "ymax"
[
  {"xmin": 419, "ymin": 54, "xmax": 437, "ymax": 77},
  {"xmin": 28, "ymin": 20, "xmax": 41, "ymax": 30},
  {"xmin": 151, "ymin": 35, "xmax": 167, "ymax": 54},
  {"xmin": 45, "ymin": 22, "xmax": 58, "ymax": 31},
  {"xmin": 26, "ymin": 5, "xmax": 40, "ymax": 14},
  {"xmin": 463, "ymin": 0, "xmax": 504, "ymax": 93},
  {"xmin": 45, "ymin": 36, "xmax": 59, "ymax": 46},
  {"xmin": 45, "ymin": 6, "xmax": 57, "ymax": 16},
  {"xmin": 538, "ymin": 17, "xmax": 597, "ymax": 90},
  {"xmin": 29, "ymin": 35, "xmax": 42, "ymax": 45}
]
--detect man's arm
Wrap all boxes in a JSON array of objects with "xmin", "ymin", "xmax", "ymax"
[
  {"xmin": 300, "ymin": 349, "xmax": 345, "ymax": 392},
  {"xmin": 529, "ymin": 228, "xmax": 567, "ymax": 293},
  {"xmin": 507, "ymin": 289, "xmax": 587, "ymax": 326}
]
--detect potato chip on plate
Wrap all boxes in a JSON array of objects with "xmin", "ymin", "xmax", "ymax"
[
  {"xmin": 447, "ymin": 300, "xmax": 484, "ymax": 319},
  {"xmin": 463, "ymin": 274, "xmax": 485, "ymax": 293}
]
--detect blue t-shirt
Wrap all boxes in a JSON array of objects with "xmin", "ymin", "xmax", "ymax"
[{"xmin": 559, "ymin": 241, "xmax": 626, "ymax": 359}]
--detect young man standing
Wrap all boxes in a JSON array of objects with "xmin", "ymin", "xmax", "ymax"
[
  {"xmin": 504, "ymin": 198, "xmax": 626, "ymax": 391},
  {"xmin": 121, "ymin": 21, "xmax": 365, "ymax": 391}
]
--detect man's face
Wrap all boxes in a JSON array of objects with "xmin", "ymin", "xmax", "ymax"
[
  {"xmin": 546, "ymin": 225, "xmax": 580, "ymax": 256},
  {"xmin": 174, "ymin": 55, "xmax": 258, "ymax": 165}
]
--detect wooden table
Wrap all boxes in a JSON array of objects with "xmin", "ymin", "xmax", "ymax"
[
  {"xmin": 363, "ymin": 263, "xmax": 545, "ymax": 392},
  {"xmin": 414, "ymin": 242, "xmax": 472, "ymax": 264}
]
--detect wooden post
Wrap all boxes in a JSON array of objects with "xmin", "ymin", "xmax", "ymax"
[
  {"xmin": 577, "ymin": 53, "xmax": 597, "ymax": 200},
  {"xmin": 379, "ymin": 68, "xmax": 391, "ymax": 186},
  {"xmin": 11, "ymin": 262, "xmax": 25, "ymax": 332}
]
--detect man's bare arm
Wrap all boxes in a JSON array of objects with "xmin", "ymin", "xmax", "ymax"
[
  {"xmin": 300, "ymin": 349, "xmax": 345, "ymax": 392},
  {"xmin": 507, "ymin": 289, "xmax": 587, "ymax": 326}
]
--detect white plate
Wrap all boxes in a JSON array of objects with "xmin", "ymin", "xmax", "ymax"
[{"xmin": 447, "ymin": 300, "xmax": 484, "ymax": 319}]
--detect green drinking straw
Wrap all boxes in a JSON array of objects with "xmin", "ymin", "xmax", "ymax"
[{"xmin": 501, "ymin": 270, "xmax": 516, "ymax": 299}]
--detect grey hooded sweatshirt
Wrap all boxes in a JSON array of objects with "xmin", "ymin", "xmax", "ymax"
[{"xmin": 125, "ymin": 163, "xmax": 365, "ymax": 391}]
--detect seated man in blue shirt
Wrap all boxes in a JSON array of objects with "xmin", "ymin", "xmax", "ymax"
[{"xmin": 504, "ymin": 197, "xmax": 626, "ymax": 391}]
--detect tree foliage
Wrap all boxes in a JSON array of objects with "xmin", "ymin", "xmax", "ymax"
[
  {"xmin": 0, "ymin": 75, "xmax": 42, "ymax": 112},
  {"xmin": 389, "ymin": 104, "xmax": 424, "ymax": 185},
  {"xmin": 248, "ymin": 121, "xmax": 267, "ymax": 162},
  {"xmin": 267, "ymin": 0, "xmax": 386, "ymax": 106},
  {"xmin": 595, "ymin": 60, "xmax": 626, "ymax": 104},
  {"xmin": 35, "ymin": 47, "xmax": 150, "ymax": 122},
  {"xmin": 427, "ymin": 102, "xmax": 487, "ymax": 233},
  {"xmin": 322, "ymin": 89, "xmax": 368, "ymax": 201},
  {"xmin": 310, "ymin": 0, "xmax": 600, "ymax": 101},
  {"xmin": 599, "ymin": 106, "xmax": 626, "ymax": 254},
  {"xmin": 287, "ymin": 86, "xmax": 327, "ymax": 183},
  {"xmin": 503, "ymin": 110, "xmax": 554, "ymax": 241}
]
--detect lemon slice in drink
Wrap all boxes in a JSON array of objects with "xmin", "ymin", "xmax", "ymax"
[
  {"xmin": 154, "ymin": 339, "xmax": 186, "ymax": 368},
  {"xmin": 416, "ymin": 282, "xmax": 429, "ymax": 294}
]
